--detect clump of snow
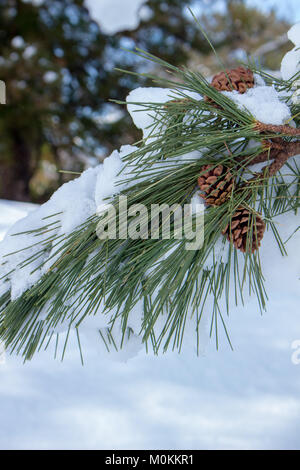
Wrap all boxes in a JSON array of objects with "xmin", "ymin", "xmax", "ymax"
[
  {"xmin": 127, "ymin": 87, "xmax": 173, "ymax": 138},
  {"xmin": 127, "ymin": 87, "xmax": 201, "ymax": 140},
  {"xmin": 288, "ymin": 22, "xmax": 300, "ymax": 49},
  {"xmin": 95, "ymin": 146, "xmax": 128, "ymax": 207},
  {"xmin": 128, "ymin": 80, "xmax": 291, "ymax": 131},
  {"xmin": 86, "ymin": 0, "xmax": 147, "ymax": 35},
  {"xmin": 281, "ymin": 49, "xmax": 300, "ymax": 81},
  {"xmin": 281, "ymin": 22, "xmax": 300, "ymax": 80},
  {"xmin": 222, "ymin": 85, "xmax": 291, "ymax": 125}
]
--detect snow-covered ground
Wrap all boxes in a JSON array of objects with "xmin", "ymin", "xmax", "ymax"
[{"xmin": 0, "ymin": 200, "xmax": 299, "ymax": 450}]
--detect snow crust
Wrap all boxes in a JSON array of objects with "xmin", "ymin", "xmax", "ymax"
[{"xmin": 222, "ymin": 85, "xmax": 291, "ymax": 125}]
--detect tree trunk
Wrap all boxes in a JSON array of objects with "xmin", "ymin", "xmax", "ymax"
[{"xmin": 0, "ymin": 130, "xmax": 32, "ymax": 201}]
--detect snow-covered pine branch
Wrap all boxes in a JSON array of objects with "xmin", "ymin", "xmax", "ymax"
[{"xmin": 0, "ymin": 23, "xmax": 299, "ymax": 362}]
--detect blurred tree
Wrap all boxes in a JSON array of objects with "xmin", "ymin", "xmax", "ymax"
[
  {"xmin": 113, "ymin": 0, "xmax": 212, "ymax": 64},
  {"xmin": 0, "ymin": 0, "xmax": 106, "ymax": 200},
  {"xmin": 114, "ymin": 0, "xmax": 291, "ymax": 76},
  {"xmin": 1, "ymin": 0, "xmax": 203, "ymax": 201},
  {"xmin": 0, "ymin": 0, "xmax": 292, "ymax": 202},
  {"xmin": 189, "ymin": 0, "xmax": 291, "ymax": 73}
]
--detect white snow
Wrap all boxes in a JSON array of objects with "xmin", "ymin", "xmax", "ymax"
[
  {"xmin": 281, "ymin": 49, "xmax": 300, "ymax": 81},
  {"xmin": 95, "ymin": 144, "xmax": 137, "ymax": 207},
  {"xmin": 127, "ymin": 82, "xmax": 291, "ymax": 131},
  {"xmin": 222, "ymin": 85, "xmax": 292, "ymax": 125},
  {"xmin": 85, "ymin": 0, "xmax": 147, "ymax": 35},
  {"xmin": 0, "ymin": 200, "xmax": 37, "ymax": 242},
  {"xmin": 127, "ymin": 87, "xmax": 201, "ymax": 139},
  {"xmin": 127, "ymin": 87, "xmax": 174, "ymax": 138},
  {"xmin": 281, "ymin": 22, "xmax": 300, "ymax": 81},
  {"xmin": 288, "ymin": 22, "xmax": 300, "ymax": 48}
]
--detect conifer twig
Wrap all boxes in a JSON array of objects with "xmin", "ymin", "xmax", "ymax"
[
  {"xmin": 255, "ymin": 121, "xmax": 300, "ymax": 136},
  {"xmin": 235, "ymin": 147, "xmax": 280, "ymax": 165},
  {"xmin": 244, "ymin": 142, "xmax": 300, "ymax": 189},
  {"xmin": 265, "ymin": 142, "xmax": 300, "ymax": 176},
  {"xmin": 236, "ymin": 138, "xmax": 299, "ymax": 168}
]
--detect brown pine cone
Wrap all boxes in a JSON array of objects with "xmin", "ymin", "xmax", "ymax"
[
  {"xmin": 211, "ymin": 66, "xmax": 254, "ymax": 93},
  {"xmin": 222, "ymin": 207, "xmax": 266, "ymax": 253},
  {"xmin": 198, "ymin": 164, "xmax": 235, "ymax": 206},
  {"xmin": 205, "ymin": 67, "xmax": 254, "ymax": 105}
]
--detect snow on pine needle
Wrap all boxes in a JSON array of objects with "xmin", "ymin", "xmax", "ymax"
[{"xmin": 0, "ymin": 23, "xmax": 299, "ymax": 362}]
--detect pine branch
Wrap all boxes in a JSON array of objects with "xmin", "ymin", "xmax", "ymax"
[
  {"xmin": 0, "ymin": 43, "xmax": 299, "ymax": 361},
  {"xmin": 252, "ymin": 142, "xmax": 300, "ymax": 179},
  {"xmin": 235, "ymin": 147, "xmax": 280, "ymax": 165},
  {"xmin": 255, "ymin": 121, "xmax": 300, "ymax": 136}
]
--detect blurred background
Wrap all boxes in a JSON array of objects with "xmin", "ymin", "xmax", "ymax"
[{"xmin": 0, "ymin": 0, "xmax": 299, "ymax": 203}]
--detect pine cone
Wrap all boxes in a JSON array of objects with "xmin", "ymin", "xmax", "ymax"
[
  {"xmin": 222, "ymin": 207, "xmax": 266, "ymax": 253},
  {"xmin": 211, "ymin": 66, "xmax": 254, "ymax": 93},
  {"xmin": 205, "ymin": 67, "xmax": 254, "ymax": 106},
  {"xmin": 198, "ymin": 164, "xmax": 235, "ymax": 206}
]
